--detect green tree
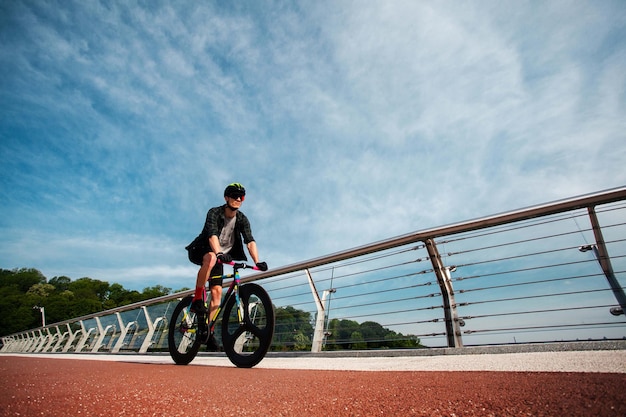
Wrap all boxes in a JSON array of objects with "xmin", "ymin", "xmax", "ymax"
[
  {"xmin": 384, "ymin": 331, "xmax": 422, "ymax": 348},
  {"xmin": 27, "ymin": 283, "xmax": 56, "ymax": 298},
  {"xmin": 0, "ymin": 268, "xmax": 46, "ymax": 292},
  {"xmin": 69, "ymin": 277, "xmax": 110, "ymax": 302},
  {"xmin": 359, "ymin": 321, "xmax": 387, "ymax": 349},
  {"xmin": 49, "ymin": 276, "xmax": 71, "ymax": 292},
  {"xmin": 0, "ymin": 285, "xmax": 38, "ymax": 334},
  {"xmin": 350, "ymin": 331, "xmax": 367, "ymax": 350},
  {"xmin": 44, "ymin": 291, "xmax": 75, "ymax": 325},
  {"xmin": 107, "ymin": 283, "xmax": 141, "ymax": 306},
  {"xmin": 324, "ymin": 317, "xmax": 424, "ymax": 351},
  {"xmin": 141, "ymin": 285, "xmax": 172, "ymax": 299},
  {"xmin": 0, "ymin": 269, "xmax": 48, "ymax": 334},
  {"xmin": 325, "ymin": 319, "xmax": 360, "ymax": 350},
  {"xmin": 293, "ymin": 332, "xmax": 311, "ymax": 351},
  {"xmin": 273, "ymin": 306, "xmax": 313, "ymax": 351}
]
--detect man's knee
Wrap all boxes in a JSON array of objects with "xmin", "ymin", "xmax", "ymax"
[{"xmin": 202, "ymin": 251, "xmax": 216, "ymax": 265}]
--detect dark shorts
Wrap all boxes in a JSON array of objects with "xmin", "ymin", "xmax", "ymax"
[
  {"xmin": 209, "ymin": 263, "xmax": 224, "ymax": 287},
  {"xmin": 186, "ymin": 245, "xmax": 225, "ymax": 287},
  {"xmin": 186, "ymin": 244, "xmax": 209, "ymax": 266}
]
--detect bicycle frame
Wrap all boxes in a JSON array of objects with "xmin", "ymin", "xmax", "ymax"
[{"xmin": 204, "ymin": 262, "xmax": 247, "ymax": 336}]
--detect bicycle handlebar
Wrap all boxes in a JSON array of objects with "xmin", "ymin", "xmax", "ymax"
[{"xmin": 220, "ymin": 260, "xmax": 266, "ymax": 271}]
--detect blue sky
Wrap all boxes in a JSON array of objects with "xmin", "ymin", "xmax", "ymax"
[{"xmin": 1, "ymin": 0, "xmax": 625, "ymax": 292}]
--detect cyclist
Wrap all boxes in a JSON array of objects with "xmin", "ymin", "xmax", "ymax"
[{"xmin": 185, "ymin": 183, "xmax": 268, "ymax": 350}]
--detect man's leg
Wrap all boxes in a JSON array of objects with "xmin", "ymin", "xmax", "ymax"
[
  {"xmin": 206, "ymin": 282, "xmax": 223, "ymax": 351},
  {"xmin": 196, "ymin": 252, "xmax": 217, "ymax": 289},
  {"xmin": 209, "ymin": 284, "xmax": 223, "ymax": 321},
  {"xmin": 192, "ymin": 252, "xmax": 217, "ymax": 313}
]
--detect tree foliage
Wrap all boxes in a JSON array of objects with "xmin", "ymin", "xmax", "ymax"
[
  {"xmin": 324, "ymin": 318, "xmax": 423, "ymax": 350},
  {"xmin": 270, "ymin": 308, "xmax": 424, "ymax": 351},
  {"xmin": 0, "ymin": 268, "xmax": 174, "ymax": 336},
  {"xmin": 272, "ymin": 305, "xmax": 314, "ymax": 351}
]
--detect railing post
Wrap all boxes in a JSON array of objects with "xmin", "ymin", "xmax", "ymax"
[
  {"xmin": 151, "ymin": 317, "xmax": 166, "ymax": 349},
  {"xmin": 10, "ymin": 336, "xmax": 18, "ymax": 352},
  {"xmin": 62, "ymin": 323, "xmax": 80, "ymax": 352},
  {"xmin": 23, "ymin": 332, "xmax": 33, "ymax": 352},
  {"xmin": 139, "ymin": 307, "xmax": 155, "ymax": 353},
  {"xmin": 16, "ymin": 334, "xmax": 26, "ymax": 352},
  {"xmin": 1, "ymin": 336, "xmax": 14, "ymax": 352},
  {"xmin": 306, "ymin": 269, "xmax": 336, "ymax": 353},
  {"xmin": 90, "ymin": 317, "xmax": 116, "ymax": 353},
  {"xmin": 425, "ymin": 238, "xmax": 463, "ymax": 348},
  {"xmin": 111, "ymin": 313, "xmax": 128, "ymax": 353},
  {"xmin": 75, "ymin": 321, "xmax": 97, "ymax": 352},
  {"xmin": 90, "ymin": 317, "xmax": 105, "ymax": 353},
  {"xmin": 587, "ymin": 206, "xmax": 626, "ymax": 315},
  {"xmin": 15, "ymin": 334, "xmax": 24, "ymax": 352},
  {"xmin": 51, "ymin": 326, "xmax": 67, "ymax": 352},
  {"xmin": 42, "ymin": 328, "xmax": 57, "ymax": 352},
  {"xmin": 31, "ymin": 330, "xmax": 46, "ymax": 352},
  {"xmin": 24, "ymin": 331, "xmax": 34, "ymax": 352},
  {"xmin": 28, "ymin": 330, "xmax": 41, "ymax": 352},
  {"xmin": 30, "ymin": 330, "xmax": 41, "ymax": 352}
]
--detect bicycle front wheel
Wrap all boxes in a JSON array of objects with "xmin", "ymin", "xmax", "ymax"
[
  {"xmin": 221, "ymin": 283, "xmax": 274, "ymax": 368},
  {"xmin": 168, "ymin": 295, "xmax": 203, "ymax": 365}
]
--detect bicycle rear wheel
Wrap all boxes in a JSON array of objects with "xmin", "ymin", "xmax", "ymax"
[
  {"xmin": 221, "ymin": 283, "xmax": 274, "ymax": 368},
  {"xmin": 168, "ymin": 295, "xmax": 203, "ymax": 365}
]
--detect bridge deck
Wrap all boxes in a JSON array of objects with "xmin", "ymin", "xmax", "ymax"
[{"xmin": 2, "ymin": 349, "xmax": 625, "ymax": 416}]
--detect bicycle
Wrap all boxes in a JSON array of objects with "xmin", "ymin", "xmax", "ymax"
[{"xmin": 167, "ymin": 261, "xmax": 274, "ymax": 368}]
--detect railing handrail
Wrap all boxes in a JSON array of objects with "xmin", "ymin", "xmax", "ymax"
[
  {"xmin": 7, "ymin": 186, "xmax": 626, "ymax": 336},
  {"xmin": 248, "ymin": 185, "xmax": 626, "ymax": 280}
]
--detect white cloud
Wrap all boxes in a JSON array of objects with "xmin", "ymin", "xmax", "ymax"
[{"xmin": 1, "ymin": 0, "xmax": 625, "ymax": 290}]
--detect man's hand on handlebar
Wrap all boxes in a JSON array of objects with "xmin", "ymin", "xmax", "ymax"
[
  {"xmin": 216, "ymin": 254, "xmax": 268, "ymax": 271},
  {"xmin": 217, "ymin": 252, "xmax": 232, "ymax": 264}
]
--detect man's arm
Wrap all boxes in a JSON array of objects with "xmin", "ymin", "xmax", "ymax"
[
  {"xmin": 247, "ymin": 241, "xmax": 260, "ymax": 264},
  {"xmin": 209, "ymin": 235, "xmax": 221, "ymax": 254}
]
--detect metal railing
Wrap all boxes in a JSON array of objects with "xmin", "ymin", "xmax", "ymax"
[{"xmin": 2, "ymin": 187, "xmax": 625, "ymax": 354}]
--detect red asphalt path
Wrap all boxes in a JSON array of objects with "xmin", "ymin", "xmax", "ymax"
[{"xmin": 1, "ymin": 355, "xmax": 625, "ymax": 416}]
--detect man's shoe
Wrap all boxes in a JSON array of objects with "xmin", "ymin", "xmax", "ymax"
[
  {"xmin": 190, "ymin": 299, "xmax": 207, "ymax": 315},
  {"xmin": 206, "ymin": 334, "xmax": 220, "ymax": 352}
]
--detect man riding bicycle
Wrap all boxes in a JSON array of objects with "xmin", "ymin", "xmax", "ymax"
[{"xmin": 185, "ymin": 183, "xmax": 268, "ymax": 350}]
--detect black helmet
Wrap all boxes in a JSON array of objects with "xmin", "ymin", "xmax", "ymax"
[{"xmin": 224, "ymin": 183, "xmax": 246, "ymax": 198}]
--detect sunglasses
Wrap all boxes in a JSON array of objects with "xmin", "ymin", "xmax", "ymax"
[{"xmin": 227, "ymin": 194, "xmax": 245, "ymax": 201}]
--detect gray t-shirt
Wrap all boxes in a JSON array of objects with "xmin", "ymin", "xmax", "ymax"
[{"xmin": 219, "ymin": 215, "xmax": 236, "ymax": 254}]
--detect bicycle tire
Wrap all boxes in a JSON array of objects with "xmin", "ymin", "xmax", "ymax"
[
  {"xmin": 168, "ymin": 295, "xmax": 203, "ymax": 365},
  {"xmin": 221, "ymin": 283, "xmax": 274, "ymax": 368}
]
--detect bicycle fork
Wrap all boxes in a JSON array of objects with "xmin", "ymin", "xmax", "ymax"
[{"xmin": 234, "ymin": 271, "xmax": 246, "ymax": 324}]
